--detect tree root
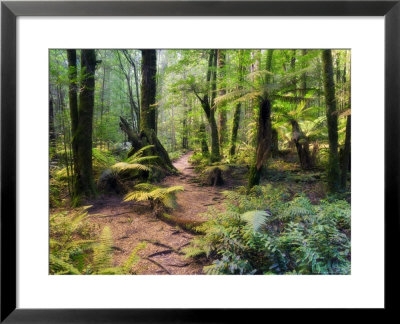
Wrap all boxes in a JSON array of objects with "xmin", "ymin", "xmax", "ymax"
[{"xmin": 144, "ymin": 257, "xmax": 171, "ymax": 274}]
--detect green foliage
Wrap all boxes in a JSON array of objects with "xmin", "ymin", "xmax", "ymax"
[
  {"xmin": 50, "ymin": 207, "xmax": 145, "ymax": 275},
  {"xmin": 124, "ymin": 183, "xmax": 184, "ymax": 213},
  {"xmin": 185, "ymin": 185, "xmax": 350, "ymax": 275},
  {"xmin": 109, "ymin": 145, "xmax": 158, "ymax": 180},
  {"xmin": 93, "ymin": 226, "xmax": 113, "ymax": 271},
  {"xmin": 241, "ymin": 210, "xmax": 270, "ymax": 233},
  {"xmin": 169, "ymin": 149, "xmax": 187, "ymax": 161}
]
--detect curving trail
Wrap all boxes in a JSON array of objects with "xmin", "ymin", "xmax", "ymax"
[{"xmin": 87, "ymin": 151, "xmax": 224, "ymax": 275}]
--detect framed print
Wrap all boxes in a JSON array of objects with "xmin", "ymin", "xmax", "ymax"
[{"xmin": 1, "ymin": 0, "xmax": 399, "ymax": 322}]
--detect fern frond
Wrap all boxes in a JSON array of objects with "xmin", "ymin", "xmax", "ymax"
[
  {"xmin": 269, "ymin": 94, "xmax": 312, "ymax": 103},
  {"xmin": 124, "ymin": 191, "xmax": 152, "ymax": 202},
  {"xmin": 93, "ymin": 226, "xmax": 113, "ymax": 272},
  {"xmin": 232, "ymin": 91, "xmax": 263, "ymax": 104},
  {"xmin": 111, "ymin": 162, "xmax": 150, "ymax": 172},
  {"xmin": 241, "ymin": 210, "xmax": 271, "ymax": 233},
  {"xmin": 49, "ymin": 254, "xmax": 81, "ymax": 275},
  {"xmin": 122, "ymin": 242, "xmax": 147, "ymax": 273},
  {"xmin": 214, "ymin": 88, "xmax": 248, "ymax": 106},
  {"xmin": 127, "ymin": 155, "xmax": 159, "ymax": 164},
  {"xmin": 164, "ymin": 185, "xmax": 184, "ymax": 194},
  {"xmin": 130, "ymin": 145, "xmax": 155, "ymax": 159}
]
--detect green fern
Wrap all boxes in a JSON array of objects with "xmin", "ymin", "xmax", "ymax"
[
  {"xmin": 241, "ymin": 210, "xmax": 270, "ymax": 233},
  {"xmin": 110, "ymin": 145, "xmax": 158, "ymax": 176},
  {"xmin": 96, "ymin": 241, "xmax": 147, "ymax": 275},
  {"xmin": 93, "ymin": 226, "xmax": 113, "ymax": 272},
  {"xmin": 49, "ymin": 254, "xmax": 81, "ymax": 275},
  {"xmin": 124, "ymin": 184, "xmax": 184, "ymax": 212},
  {"xmin": 111, "ymin": 162, "xmax": 150, "ymax": 172}
]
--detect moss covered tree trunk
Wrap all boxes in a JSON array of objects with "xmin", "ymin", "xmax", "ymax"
[
  {"xmin": 271, "ymin": 128, "xmax": 279, "ymax": 157},
  {"xmin": 140, "ymin": 50, "xmax": 157, "ymax": 133},
  {"xmin": 290, "ymin": 49, "xmax": 313, "ymax": 169},
  {"xmin": 340, "ymin": 115, "xmax": 351, "ymax": 188},
  {"xmin": 248, "ymin": 49, "xmax": 274, "ymax": 189},
  {"xmin": 291, "ymin": 120, "xmax": 313, "ymax": 169},
  {"xmin": 67, "ymin": 49, "xmax": 79, "ymax": 178},
  {"xmin": 119, "ymin": 49, "xmax": 175, "ymax": 174},
  {"xmin": 230, "ymin": 102, "xmax": 241, "ymax": 157},
  {"xmin": 49, "ymin": 96, "xmax": 56, "ymax": 149},
  {"xmin": 322, "ymin": 49, "xmax": 340, "ymax": 192},
  {"xmin": 73, "ymin": 49, "xmax": 97, "ymax": 201},
  {"xmin": 217, "ymin": 49, "xmax": 227, "ymax": 149},
  {"xmin": 199, "ymin": 123, "xmax": 209, "ymax": 155},
  {"xmin": 248, "ymin": 98, "xmax": 272, "ymax": 188},
  {"xmin": 194, "ymin": 50, "xmax": 220, "ymax": 162},
  {"xmin": 230, "ymin": 50, "xmax": 244, "ymax": 157}
]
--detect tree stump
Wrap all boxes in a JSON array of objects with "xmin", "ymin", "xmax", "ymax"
[{"xmin": 206, "ymin": 167, "xmax": 224, "ymax": 186}]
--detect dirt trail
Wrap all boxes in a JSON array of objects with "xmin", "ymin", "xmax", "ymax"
[{"xmin": 87, "ymin": 151, "xmax": 223, "ymax": 275}]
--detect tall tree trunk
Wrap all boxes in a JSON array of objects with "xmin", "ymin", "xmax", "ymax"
[
  {"xmin": 73, "ymin": 49, "xmax": 97, "ymax": 201},
  {"xmin": 340, "ymin": 115, "xmax": 351, "ymax": 188},
  {"xmin": 122, "ymin": 50, "xmax": 141, "ymax": 131},
  {"xmin": 120, "ymin": 50, "xmax": 175, "ymax": 174},
  {"xmin": 49, "ymin": 96, "xmax": 56, "ymax": 148},
  {"xmin": 99, "ymin": 63, "xmax": 106, "ymax": 149},
  {"xmin": 271, "ymin": 128, "xmax": 279, "ymax": 157},
  {"xmin": 182, "ymin": 95, "xmax": 189, "ymax": 149},
  {"xmin": 140, "ymin": 50, "xmax": 157, "ymax": 133},
  {"xmin": 199, "ymin": 123, "xmax": 209, "ymax": 155},
  {"xmin": 230, "ymin": 102, "xmax": 241, "ymax": 157},
  {"xmin": 230, "ymin": 50, "xmax": 244, "ymax": 157},
  {"xmin": 217, "ymin": 49, "xmax": 227, "ymax": 149},
  {"xmin": 194, "ymin": 50, "xmax": 220, "ymax": 162},
  {"xmin": 210, "ymin": 49, "xmax": 220, "ymax": 162},
  {"xmin": 67, "ymin": 49, "xmax": 79, "ymax": 196},
  {"xmin": 117, "ymin": 51, "xmax": 139, "ymax": 131},
  {"xmin": 290, "ymin": 49, "xmax": 313, "ymax": 169},
  {"xmin": 322, "ymin": 49, "xmax": 340, "ymax": 192},
  {"xmin": 248, "ymin": 98, "xmax": 272, "ymax": 188},
  {"xmin": 291, "ymin": 120, "xmax": 313, "ymax": 169}
]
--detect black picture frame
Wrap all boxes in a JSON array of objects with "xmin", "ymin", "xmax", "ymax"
[{"xmin": 1, "ymin": 0, "xmax": 399, "ymax": 322}]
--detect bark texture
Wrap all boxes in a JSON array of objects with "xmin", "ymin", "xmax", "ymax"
[
  {"xmin": 248, "ymin": 98, "xmax": 272, "ymax": 188},
  {"xmin": 67, "ymin": 49, "xmax": 79, "ymax": 179},
  {"xmin": 199, "ymin": 123, "xmax": 209, "ymax": 155},
  {"xmin": 291, "ymin": 120, "xmax": 313, "ymax": 169},
  {"xmin": 230, "ymin": 50, "xmax": 244, "ymax": 157},
  {"xmin": 340, "ymin": 115, "xmax": 351, "ymax": 188},
  {"xmin": 217, "ymin": 49, "xmax": 227, "ymax": 149},
  {"xmin": 74, "ymin": 49, "xmax": 97, "ymax": 200},
  {"xmin": 140, "ymin": 50, "xmax": 157, "ymax": 133},
  {"xmin": 322, "ymin": 49, "xmax": 340, "ymax": 192}
]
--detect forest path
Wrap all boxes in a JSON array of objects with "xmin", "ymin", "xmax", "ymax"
[
  {"xmin": 161, "ymin": 151, "xmax": 224, "ymax": 222},
  {"xmin": 88, "ymin": 151, "xmax": 224, "ymax": 275}
]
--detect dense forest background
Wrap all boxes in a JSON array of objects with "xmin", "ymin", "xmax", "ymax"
[{"xmin": 49, "ymin": 49, "xmax": 351, "ymax": 275}]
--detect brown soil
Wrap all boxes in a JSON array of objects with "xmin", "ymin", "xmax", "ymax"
[{"xmin": 87, "ymin": 151, "xmax": 226, "ymax": 275}]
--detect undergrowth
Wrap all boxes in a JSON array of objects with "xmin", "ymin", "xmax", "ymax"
[
  {"xmin": 184, "ymin": 184, "xmax": 351, "ymax": 275},
  {"xmin": 50, "ymin": 206, "xmax": 146, "ymax": 274}
]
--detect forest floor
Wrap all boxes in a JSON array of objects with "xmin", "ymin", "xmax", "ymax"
[{"xmin": 87, "ymin": 151, "xmax": 233, "ymax": 275}]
